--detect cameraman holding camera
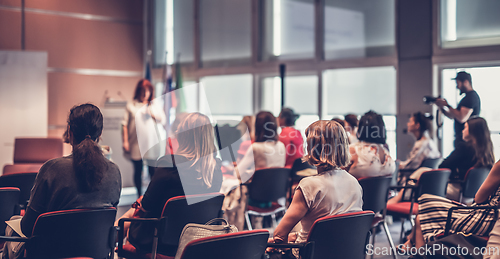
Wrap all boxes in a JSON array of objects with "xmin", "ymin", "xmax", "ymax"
[{"xmin": 434, "ymin": 71, "xmax": 480, "ymax": 147}]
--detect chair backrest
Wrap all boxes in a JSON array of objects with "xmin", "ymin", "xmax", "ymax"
[
  {"xmin": 0, "ymin": 187, "xmax": 20, "ymax": 235},
  {"xmin": 247, "ymin": 168, "xmax": 291, "ymax": 202},
  {"xmin": 28, "ymin": 208, "xmax": 116, "ymax": 259},
  {"xmin": 158, "ymin": 193, "xmax": 225, "ymax": 247},
  {"xmin": 420, "ymin": 158, "xmax": 442, "ymax": 169},
  {"xmin": 3, "ymin": 164, "xmax": 42, "ymax": 175},
  {"xmin": 358, "ymin": 176, "xmax": 392, "ymax": 213},
  {"xmin": 179, "ymin": 230, "xmax": 269, "ymax": 259},
  {"xmin": 307, "ymin": 211, "xmax": 374, "ymax": 259},
  {"xmin": 0, "ymin": 172, "xmax": 38, "ymax": 206},
  {"xmin": 291, "ymin": 158, "xmax": 314, "ymax": 175},
  {"xmin": 462, "ymin": 167, "xmax": 490, "ymax": 198},
  {"xmin": 13, "ymin": 138, "xmax": 63, "ymax": 164},
  {"xmin": 416, "ymin": 169, "xmax": 451, "ymax": 198}
]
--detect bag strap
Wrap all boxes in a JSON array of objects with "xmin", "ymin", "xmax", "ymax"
[{"xmin": 205, "ymin": 218, "xmax": 229, "ymax": 226}]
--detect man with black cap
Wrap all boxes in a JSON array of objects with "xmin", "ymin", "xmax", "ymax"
[{"xmin": 435, "ymin": 71, "xmax": 480, "ymax": 147}]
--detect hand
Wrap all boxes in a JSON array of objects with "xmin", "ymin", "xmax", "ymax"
[
  {"xmin": 266, "ymin": 238, "xmax": 278, "ymax": 253},
  {"xmin": 435, "ymin": 98, "xmax": 448, "ymax": 108},
  {"xmin": 123, "ymin": 141, "xmax": 130, "ymax": 152}
]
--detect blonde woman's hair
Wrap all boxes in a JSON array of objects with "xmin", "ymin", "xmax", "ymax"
[
  {"xmin": 304, "ymin": 120, "xmax": 350, "ymax": 172},
  {"xmin": 175, "ymin": 113, "xmax": 217, "ymax": 188}
]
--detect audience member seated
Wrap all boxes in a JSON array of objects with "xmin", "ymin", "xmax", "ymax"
[
  {"xmin": 267, "ymin": 120, "xmax": 363, "ymax": 259},
  {"xmin": 117, "ymin": 112, "xmax": 223, "ymax": 255},
  {"xmin": 278, "ymin": 108, "xmax": 304, "ymax": 168},
  {"xmin": 344, "ymin": 114, "xmax": 359, "ymax": 144},
  {"xmin": 236, "ymin": 115, "xmax": 255, "ymax": 161},
  {"xmin": 330, "ymin": 118, "xmax": 345, "ymax": 129},
  {"xmin": 389, "ymin": 116, "xmax": 494, "ymax": 204},
  {"xmin": 347, "ymin": 110, "xmax": 395, "ymax": 179},
  {"xmin": 2, "ymin": 103, "xmax": 122, "ymax": 259},
  {"xmin": 400, "ymin": 158, "xmax": 500, "ymax": 254},
  {"xmin": 227, "ymin": 111, "xmax": 286, "ymax": 229},
  {"xmin": 399, "ymin": 112, "xmax": 440, "ymax": 170}
]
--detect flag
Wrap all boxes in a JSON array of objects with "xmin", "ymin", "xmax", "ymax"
[
  {"xmin": 175, "ymin": 55, "xmax": 186, "ymax": 113},
  {"xmin": 144, "ymin": 61, "xmax": 152, "ymax": 83}
]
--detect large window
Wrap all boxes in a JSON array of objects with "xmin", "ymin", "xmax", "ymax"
[
  {"xmin": 262, "ymin": 0, "xmax": 316, "ymax": 61},
  {"xmin": 261, "ymin": 75, "xmax": 319, "ymax": 134},
  {"xmin": 155, "ymin": 0, "xmax": 194, "ymax": 65},
  {"xmin": 323, "ymin": 66, "xmax": 397, "ymax": 158},
  {"xmin": 441, "ymin": 67, "xmax": 500, "ymax": 160},
  {"xmin": 440, "ymin": 0, "xmax": 500, "ymax": 48},
  {"xmin": 200, "ymin": 74, "xmax": 253, "ymax": 121},
  {"xmin": 324, "ymin": 0, "xmax": 395, "ymax": 60},
  {"xmin": 200, "ymin": 0, "xmax": 252, "ymax": 66}
]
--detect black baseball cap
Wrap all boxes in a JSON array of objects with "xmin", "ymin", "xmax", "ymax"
[{"xmin": 452, "ymin": 71, "xmax": 472, "ymax": 83}]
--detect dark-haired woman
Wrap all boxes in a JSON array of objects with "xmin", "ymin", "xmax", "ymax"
[
  {"xmin": 401, "ymin": 120, "xmax": 497, "ymax": 252},
  {"xmin": 122, "ymin": 79, "xmax": 166, "ymax": 197},
  {"xmin": 348, "ymin": 110, "xmax": 395, "ymax": 179},
  {"xmin": 278, "ymin": 108, "xmax": 304, "ymax": 168},
  {"xmin": 399, "ymin": 112, "xmax": 440, "ymax": 170},
  {"xmin": 237, "ymin": 111, "xmax": 286, "ymax": 182},
  {"xmin": 235, "ymin": 111, "xmax": 285, "ymax": 229},
  {"xmin": 3, "ymin": 103, "xmax": 122, "ymax": 259}
]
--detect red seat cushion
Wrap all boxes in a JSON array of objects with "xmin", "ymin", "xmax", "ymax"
[
  {"xmin": 247, "ymin": 202, "xmax": 284, "ymax": 213},
  {"xmin": 386, "ymin": 202, "xmax": 419, "ymax": 215}
]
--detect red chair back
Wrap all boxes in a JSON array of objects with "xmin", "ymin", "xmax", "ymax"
[
  {"xmin": 13, "ymin": 138, "xmax": 63, "ymax": 164},
  {"xmin": 28, "ymin": 208, "xmax": 116, "ymax": 259},
  {"xmin": 306, "ymin": 211, "xmax": 374, "ymax": 259},
  {"xmin": 179, "ymin": 230, "xmax": 269, "ymax": 259},
  {"xmin": 0, "ymin": 187, "xmax": 20, "ymax": 235}
]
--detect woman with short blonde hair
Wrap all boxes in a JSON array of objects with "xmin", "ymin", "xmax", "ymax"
[{"xmin": 268, "ymin": 120, "xmax": 363, "ymax": 258}]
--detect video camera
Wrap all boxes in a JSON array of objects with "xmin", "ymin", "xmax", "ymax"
[{"xmin": 423, "ymin": 96, "xmax": 440, "ymax": 105}]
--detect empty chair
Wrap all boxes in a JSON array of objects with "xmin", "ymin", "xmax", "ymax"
[
  {"xmin": 358, "ymin": 176, "xmax": 396, "ymax": 258},
  {"xmin": 177, "ymin": 230, "xmax": 269, "ymax": 259},
  {"xmin": 0, "ymin": 208, "xmax": 117, "ymax": 259},
  {"xmin": 0, "ymin": 172, "xmax": 37, "ymax": 209},
  {"xmin": 117, "ymin": 193, "xmax": 224, "ymax": 259},
  {"xmin": 459, "ymin": 167, "xmax": 490, "ymax": 202},
  {"xmin": 0, "ymin": 188, "xmax": 20, "ymax": 236},
  {"xmin": 387, "ymin": 168, "xmax": 451, "ymax": 241},
  {"xmin": 244, "ymin": 167, "xmax": 290, "ymax": 230},
  {"xmin": 420, "ymin": 157, "xmax": 442, "ymax": 169},
  {"xmin": 267, "ymin": 211, "xmax": 374, "ymax": 259},
  {"xmin": 3, "ymin": 138, "xmax": 63, "ymax": 175}
]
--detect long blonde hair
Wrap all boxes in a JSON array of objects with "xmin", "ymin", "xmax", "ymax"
[{"xmin": 175, "ymin": 113, "xmax": 217, "ymax": 188}]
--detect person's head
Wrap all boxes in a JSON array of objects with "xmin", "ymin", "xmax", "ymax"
[
  {"xmin": 67, "ymin": 103, "xmax": 107, "ymax": 192},
  {"xmin": 453, "ymin": 71, "xmax": 473, "ymax": 95},
  {"xmin": 344, "ymin": 114, "xmax": 359, "ymax": 133},
  {"xmin": 463, "ymin": 117, "xmax": 495, "ymax": 169},
  {"xmin": 175, "ymin": 112, "xmax": 218, "ymax": 188},
  {"xmin": 304, "ymin": 120, "xmax": 350, "ymax": 173},
  {"xmin": 255, "ymin": 111, "xmax": 278, "ymax": 142},
  {"xmin": 407, "ymin": 112, "xmax": 433, "ymax": 140},
  {"xmin": 357, "ymin": 110, "xmax": 386, "ymax": 145},
  {"xmin": 278, "ymin": 108, "xmax": 299, "ymax": 127},
  {"xmin": 133, "ymin": 79, "xmax": 154, "ymax": 103},
  {"xmin": 237, "ymin": 115, "xmax": 255, "ymax": 141},
  {"xmin": 331, "ymin": 118, "xmax": 345, "ymax": 129}
]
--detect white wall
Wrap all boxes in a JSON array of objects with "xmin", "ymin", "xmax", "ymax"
[{"xmin": 0, "ymin": 51, "xmax": 48, "ymax": 167}]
